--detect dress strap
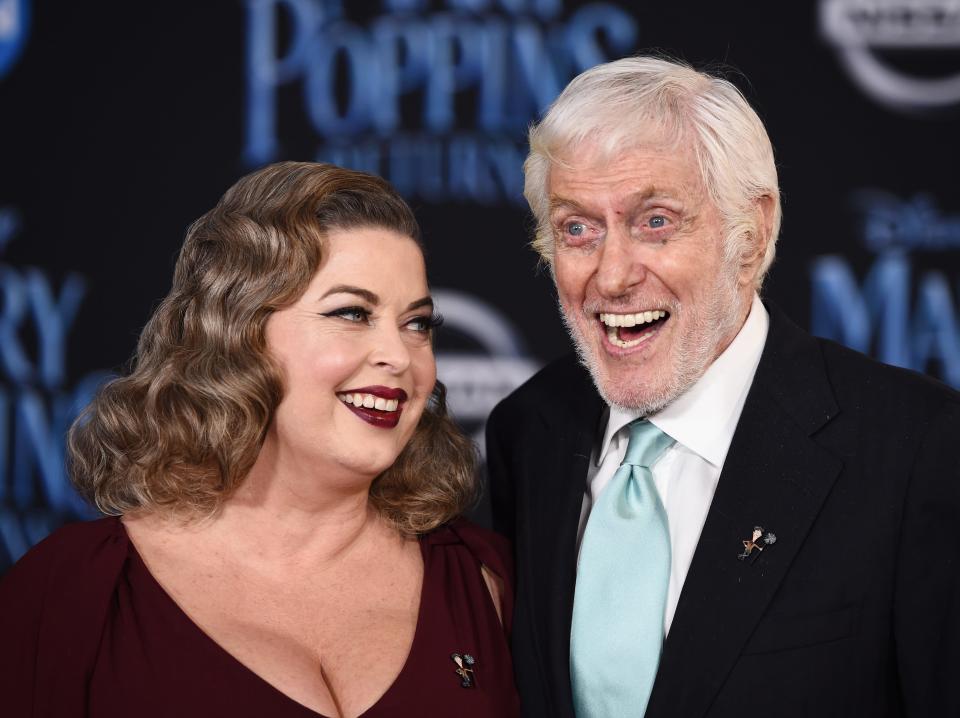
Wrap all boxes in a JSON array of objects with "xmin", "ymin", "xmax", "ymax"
[{"xmin": 425, "ymin": 518, "xmax": 515, "ymax": 636}]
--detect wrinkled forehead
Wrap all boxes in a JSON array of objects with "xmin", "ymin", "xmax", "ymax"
[
  {"xmin": 545, "ymin": 130, "xmax": 708, "ymax": 207},
  {"xmin": 547, "ymin": 123, "xmax": 704, "ymax": 196}
]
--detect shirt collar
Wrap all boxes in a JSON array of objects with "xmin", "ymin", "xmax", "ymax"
[{"xmin": 596, "ymin": 294, "xmax": 769, "ymax": 468}]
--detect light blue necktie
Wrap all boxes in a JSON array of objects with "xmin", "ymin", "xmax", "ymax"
[{"xmin": 570, "ymin": 419, "xmax": 675, "ymax": 718}]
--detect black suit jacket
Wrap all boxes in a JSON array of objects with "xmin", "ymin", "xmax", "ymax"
[{"xmin": 486, "ymin": 304, "xmax": 960, "ymax": 717}]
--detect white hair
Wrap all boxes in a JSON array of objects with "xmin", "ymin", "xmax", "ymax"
[{"xmin": 524, "ymin": 56, "xmax": 782, "ymax": 287}]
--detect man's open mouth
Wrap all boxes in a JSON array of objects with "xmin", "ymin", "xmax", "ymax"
[{"xmin": 598, "ymin": 310, "xmax": 670, "ymax": 349}]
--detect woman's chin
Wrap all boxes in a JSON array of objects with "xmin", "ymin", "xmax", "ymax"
[{"xmin": 338, "ymin": 449, "xmax": 404, "ymax": 484}]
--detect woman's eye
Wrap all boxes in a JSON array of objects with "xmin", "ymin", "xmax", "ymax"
[
  {"xmin": 566, "ymin": 222, "xmax": 586, "ymax": 237},
  {"xmin": 407, "ymin": 313, "xmax": 443, "ymax": 334},
  {"xmin": 648, "ymin": 215, "xmax": 668, "ymax": 229},
  {"xmin": 326, "ymin": 306, "xmax": 369, "ymax": 323}
]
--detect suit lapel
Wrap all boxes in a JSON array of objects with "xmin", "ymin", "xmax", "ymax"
[
  {"xmin": 646, "ymin": 305, "xmax": 843, "ymax": 718},
  {"xmin": 527, "ymin": 360, "xmax": 602, "ymax": 718}
]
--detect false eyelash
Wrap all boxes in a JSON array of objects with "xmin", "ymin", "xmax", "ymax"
[{"xmin": 322, "ymin": 305, "xmax": 369, "ymax": 319}]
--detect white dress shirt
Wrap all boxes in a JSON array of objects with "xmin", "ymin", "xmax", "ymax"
[{"xmin": 576, "ymin": 294, "xmax": 769, "ymax": 634}]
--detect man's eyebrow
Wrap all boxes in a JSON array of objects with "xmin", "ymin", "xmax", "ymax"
[
  {"xmin": 406, "ymin": 296, "xmax": 434, "ymax": 312},
  {"xmin": 320, "ymin": 285, "xmax": 379, "ymax": 304},
  {"xmin": 548, "ymin": 197, "xmax": 588, "ymax": 215},
  {"xmin": 548, "ymin": 189, "xmax": 683, "ymax": 216},
  {"xmin": 637, "ymin": 187, "xmax": 686, "ymax": 203}
]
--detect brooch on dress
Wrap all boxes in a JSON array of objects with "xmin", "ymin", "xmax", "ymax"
[
  {"xmin": 738, "ymin": 525, "xmax": 777, "ymax": 562},
  {"xmin": 451, "ymin": 653, "xmax": 476, "ymax": 688}
]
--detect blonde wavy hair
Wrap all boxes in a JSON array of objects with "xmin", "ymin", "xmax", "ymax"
[{"xmin": 68, "ymin": 161, "xmax": 478, "ymax": 535}]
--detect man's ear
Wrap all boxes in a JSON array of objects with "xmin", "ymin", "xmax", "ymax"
[{"xmin": 738, "ymin": 194, "xmax": 776, "ymax": 287}]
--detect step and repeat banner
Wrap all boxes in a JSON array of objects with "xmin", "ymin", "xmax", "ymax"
[{"xmin": 0, "ymin": 0, "xmax": 958, "ymax": 571}]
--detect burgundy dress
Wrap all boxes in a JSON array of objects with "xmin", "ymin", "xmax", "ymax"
[{"xmin": 0, "ymin": 516, "xmax": 521, "ymax": 717}]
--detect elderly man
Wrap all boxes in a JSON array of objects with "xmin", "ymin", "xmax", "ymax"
[{"xmin": 487, "ymin": 57, "xmax": 960, "ymax": 718}]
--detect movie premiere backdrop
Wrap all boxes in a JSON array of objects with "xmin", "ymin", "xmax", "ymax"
[{"xmin": 0, "ymin": 0, "xmax": 958, "ymax": 571}]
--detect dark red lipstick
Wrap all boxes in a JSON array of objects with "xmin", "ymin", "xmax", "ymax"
[
  {"xmin": 347, "ymin": 386, "xmax": 408, "ymax": 401},
  {"xmin": 338, "ymin": 386, "xmax": 408, "ymax": 429}
]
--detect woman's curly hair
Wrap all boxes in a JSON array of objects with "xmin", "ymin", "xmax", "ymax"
[{"xmin": 68, "ymin": 161, "xmax": 478, "ymax": 534}]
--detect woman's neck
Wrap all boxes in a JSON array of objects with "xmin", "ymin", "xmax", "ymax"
[
  {"xmin": 216, "ymin": 445, "xmax": 391, "ymax": 567},
  {"xmin": 129, "ymin": 455, "xmax": 396, "ymax": 575}
]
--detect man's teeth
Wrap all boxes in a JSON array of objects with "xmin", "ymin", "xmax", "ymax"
[
  {"xmin": 337, "ymin": 393, "xmax": 400, "ymax": 412},
  {"xmin": 598, "ymin": 310, "xmax": 667, "ymax": 349},
  {"xmin": 598, "ymin": 310, "xmax": 667, "ymax": 328}
]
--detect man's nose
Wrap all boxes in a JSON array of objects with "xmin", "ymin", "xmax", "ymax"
[{"xmin": 595, "ymin": 229, "xmax": 646, "ymax": 297}]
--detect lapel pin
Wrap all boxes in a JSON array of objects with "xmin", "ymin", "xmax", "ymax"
[
  {"xmin": 738, "ymin": 525, "xmax": 777, "ymax": 562},
  {"xmin": 451, "ymin": 653, "xmax": 476, "ymax": 688}
]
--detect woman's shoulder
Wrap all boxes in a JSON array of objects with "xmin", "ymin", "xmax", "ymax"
[
  {"xmin": 0, "ymin": 517, "xmax": 131, "ymax": 711},
  {"xmin": 2, "ymin": 516, "xmax": 126, "ymax": 583},
  {"xmin": 424, "ymin": 517, "xmax": 511, "ymax": 565},
  {"xmin": 0, "ymin": 516, "xmax": 129, "ymax": 616},
  {"xmin": 422, "ymin": 517, "xmax": 515, "ymax": 628},
  {"xmin": 445, "ymin": 516, "xmax": 511, "ymax": 562}
]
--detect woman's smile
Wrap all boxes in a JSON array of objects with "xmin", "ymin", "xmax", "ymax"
[{"xmin": 336, "ymin": 386, "xmax": 409, "ymax": 428}]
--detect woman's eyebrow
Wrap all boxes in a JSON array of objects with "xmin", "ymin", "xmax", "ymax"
[
  {"xmin": 320, "ymin": 285, "xmax": 379, "ymax": 304},
  {"xmin": 406, "ymin": 296, "xmax": 433, "ymax": 312}
]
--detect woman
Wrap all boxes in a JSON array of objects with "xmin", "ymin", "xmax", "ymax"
[{"xmin": 0, "ymin": 162, "xmax": 520, "ymax": 718}]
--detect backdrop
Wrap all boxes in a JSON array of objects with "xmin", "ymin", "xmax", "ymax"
[{"xmin": 1, "ymin": 0, "xmax": 958, "ymax": 572}]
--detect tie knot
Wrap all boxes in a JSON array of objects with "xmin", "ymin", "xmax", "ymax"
[{"xmin": 622, "ymin": 420, "xmax": 675, "ymax": 468}]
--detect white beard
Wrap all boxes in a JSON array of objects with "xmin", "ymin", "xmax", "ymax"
[{"xmin": 561, "ymin": 264, "xmax": 746, "ymax": 416}]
